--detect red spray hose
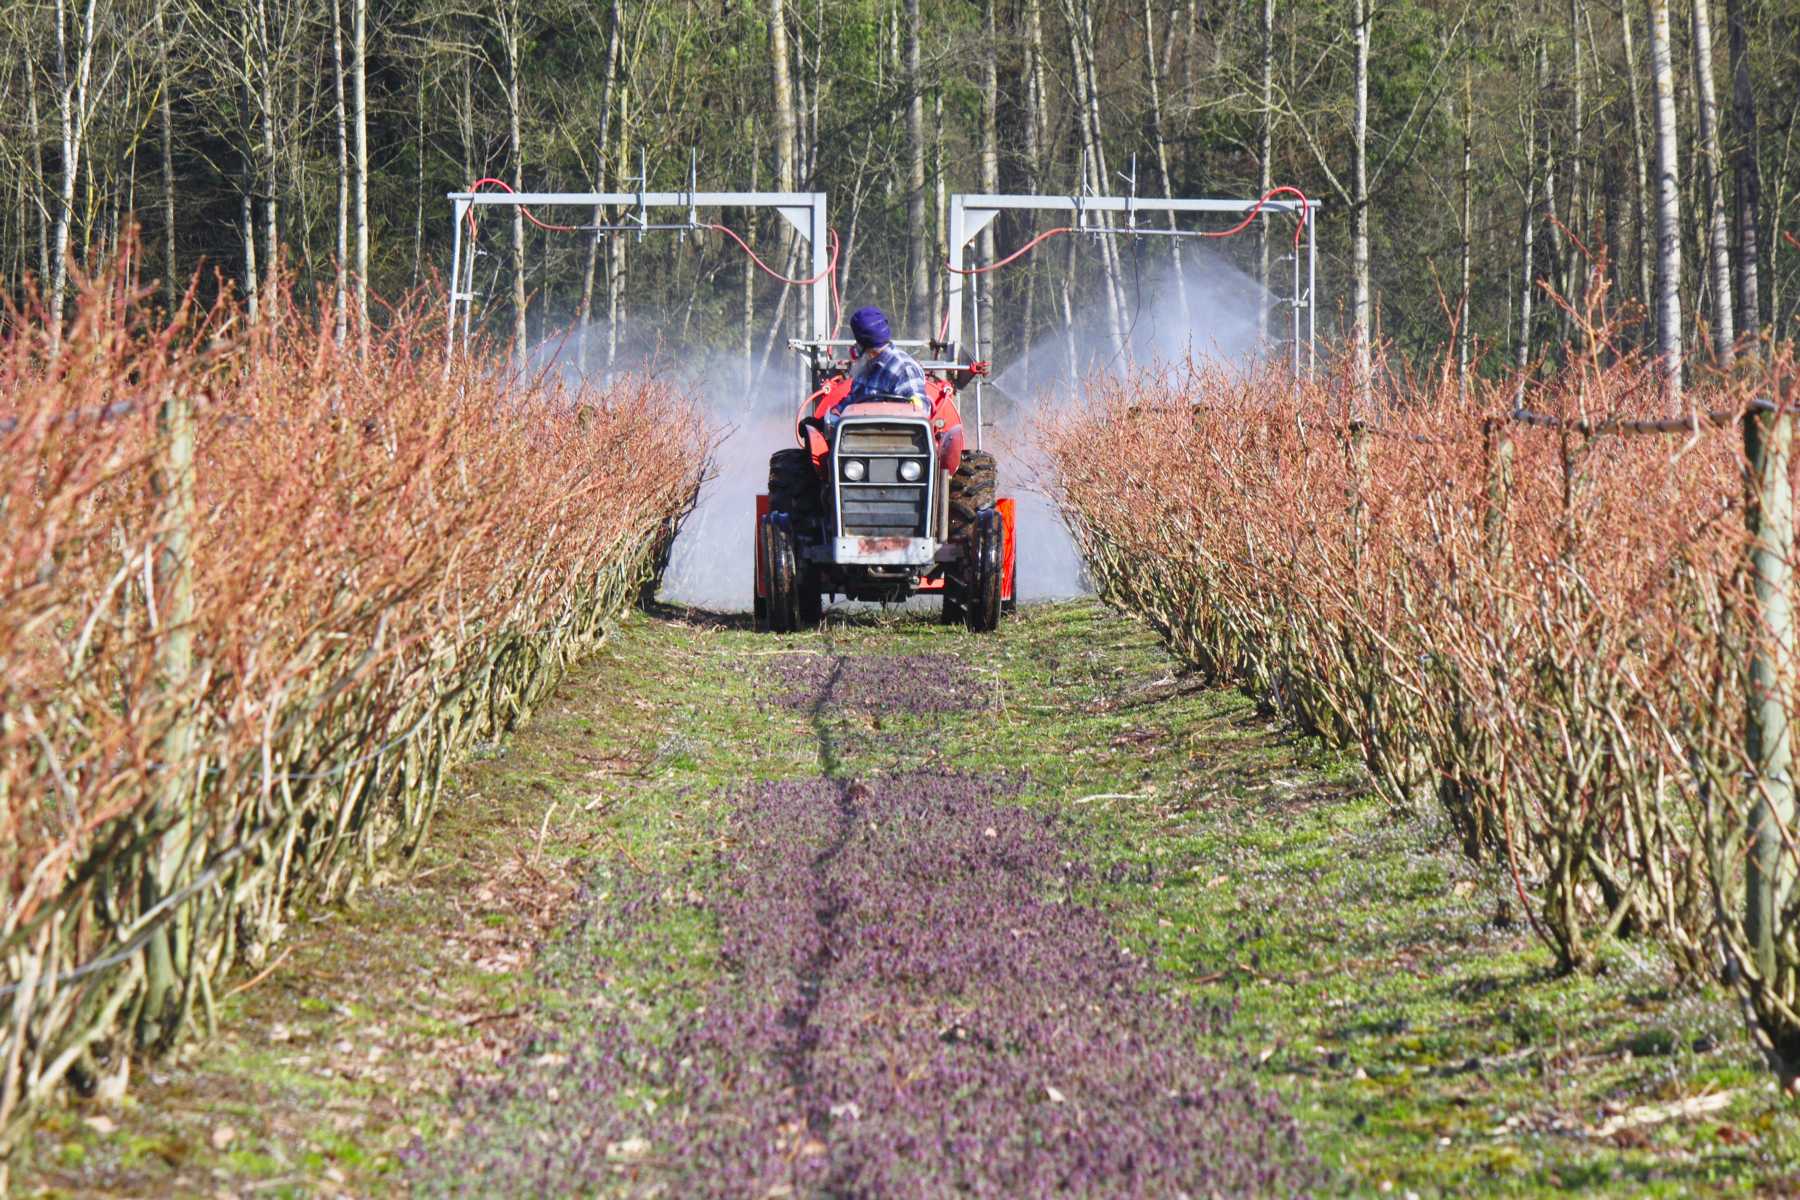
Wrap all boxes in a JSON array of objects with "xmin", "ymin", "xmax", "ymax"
[{"xmin": 463, "ymin": 178, "xmax": 584, "ymax": 234}]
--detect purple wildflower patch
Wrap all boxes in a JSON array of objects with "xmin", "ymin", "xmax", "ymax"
[
  {"xmin": 411, "ymin": 772, "xmax": 1314, "ymax": 1197},
  {"xmin": 765, "ymin": 653, "xmax": 990, "ymax": 715}
]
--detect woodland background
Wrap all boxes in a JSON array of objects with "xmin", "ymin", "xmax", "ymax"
[{"xmin": 2, "ymin": 0, "xmax": 1798, "ymax": 379}]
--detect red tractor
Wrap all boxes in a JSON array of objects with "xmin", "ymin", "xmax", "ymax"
[{"xmin": 754, "ymin": 341, "xmax": 1017, "ymax": 631}]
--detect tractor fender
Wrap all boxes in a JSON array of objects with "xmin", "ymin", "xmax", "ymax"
[{"xmin": 936, "ymin": 423, "xmax": 965, "ymax": 476}]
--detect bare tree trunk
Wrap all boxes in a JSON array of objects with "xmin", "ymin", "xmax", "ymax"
[
  {"xmin": 1459, "ymin": 58, "xmax": 1473, "ymax": 403},
  {"xmin": 255, "ymin": 0, "xmax": 278, "ymax": 322},
  {"xmin": 332, "ymin": 0, "xmax": 347, "ymax": 344},
  {"xmin": 607, "ymin": 87, "xmax": 629, "ymax": 368},
  {"xmin": 1727, "ymin": 0, "xmax": 1761, "ymax": 347},
  {"xmin": 1021, "ymin": 0, "xmax": 1046, "ymax": 375},
  {"xmin": 1350, "ymin": 0, "xmax": 1371, "ymax": 412},
  {"xmin": 1542, "ymin": 66, "xmax": 1566, "ymax": 346},
  {"xmin": 932, "ymin": 89, "xmax": 946, "ymax": 340},
  {"xmin": 1692, "ymin": 0, "xmax": 1735, "ymax": 364},
  {"xmin": 905, "ymin": 0, "xmax": 928, "ymax": 334},
  {"xmin": 503, "ymin": 3, "xmax": 526, "ymax": 374},
  {"xmin": 1647, "ymin": 0, "xmax": 1685, "ymax": 408},
  {"xmin": 1143, "ymin": 0, "xmax": 1188, "ymax": 327},
  {"xmin": 1078, "ymin": 0, "xmax": 1127, "ymax": 345},
  {"xmin": 240, "ymin": 178, "xmax": 259, "ymax": 323},
  {"xmin": 770, "ymin": 0, "xmax": 796, "ymax": 194},
  {"xmin": 978, "ymin": 0, "xmax": 999, "ymax": 359},
  {"xmin": 412, "ymin": 71, "xmax": 425, "ymax": 287},
  {"xmin": 770, "ymin": 0, "xmax": 797, "ymax": 344},
  {"xmin": 352, "ymin": 0, "xmax": 369, "ymax": 345},
  {"xmin": 155, "ymin": 0, "xmax": 176, "ymax": 309},
  {"xmin": 1621, "ymin": 0, "xmax": 1655, "ymax": 322},
  {"xmin": 1063, "ymin": 0, "xmax": 1126, "ymax": 356},
  {"xmin": 237, "ymin": 12, "xmax": 259, "ymax": 326},
  {"xmin": 744, "ymin": 119, "xmax": 756, "ymax": 387},
  {"xmin": 1568, "ymin": 0, "xmax": 1585, "ymax": 299},
  {"xmin": 1258, "ymin": 0, "xmax": 1274, "ymax": 351},
  {"xmin": 26, "ymin": 54, "xmax": 51, "ymax": 289},
  {"xmin": 578, "ymin": 0, "xmax": 622, "ymax": 375},
  {"xmin": 50, "ymin": 0, "xmax": 101, "ymax": 356},
  {"xmin": 1516, "ymin": 43, "xmax": 1541, "ymax": 395}
]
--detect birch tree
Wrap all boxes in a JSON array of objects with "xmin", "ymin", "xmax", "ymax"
[
  {"xmin": 1692, "ymin": 0, "xmax": 1734, "ymax": 364},
  {"xmin": 352, "ymin": 0, "xmax": 368, "ymax": 344},
  {"xmin": 1646, "ymin": 0, "xmax": 1684, "ymax": 406},
  {"xmin": 905, "ymin": 0, "xmax": 927, "ymax": 334},
  {"xmin": 49, "ymin": 0, "xmax": 112, "ymax": 354},
  {"xmin": 1725, "ymin": 0, "xmax": 1761, "ymax": 349}
]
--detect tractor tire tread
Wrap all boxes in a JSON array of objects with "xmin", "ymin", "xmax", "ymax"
[
  {"xmin": 768, "ymin": 448, "xmax": 821, "ymax": 516},
  {"xmin": 947, "ymin": 451, "xmax": 998, "ymax": 543}
]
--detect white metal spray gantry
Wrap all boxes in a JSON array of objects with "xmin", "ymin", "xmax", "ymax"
[
  {"xmin": 943, "ymin": 183, "xmax": 1321, "ymax": 425},
  {"xmin": 444, "ymin": 155, "xmax": 832, "ymax": 361}
]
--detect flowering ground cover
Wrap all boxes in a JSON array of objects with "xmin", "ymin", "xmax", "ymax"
[
  {"xmin": 17, "ymin": 600, "xmax": 1800, "ymax": 1196},
  {"xmin": 411, "ymin": 766, "xmax": 1310, "ymax": 1196},
  {"xmin": 765, "ymin": 650, "xmax": 991, "ymax": 715}
]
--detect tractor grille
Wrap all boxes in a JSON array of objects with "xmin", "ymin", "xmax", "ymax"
[
  {"xmin": 836, "ymin": 422, "xmax": 932, "ymax": 538},
  {"xmin": 838, "ymin": 426, "xmax": 928, "ymax": 455}
]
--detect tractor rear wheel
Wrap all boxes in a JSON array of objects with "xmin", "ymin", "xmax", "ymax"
[
  {"xmin": 947, "ymin": 450, "xmax": 997, "ymax": 545},
  {"xmin": 768, "ymin": 448, "xmax": 821, "ymax": 518},
  {"xmin": 964, "ymin": 508, "xmax": 1003, "ymax": 633},
  {"xmin": 762, "ymin": 513, "xmax": 802, "ymax": 632}
]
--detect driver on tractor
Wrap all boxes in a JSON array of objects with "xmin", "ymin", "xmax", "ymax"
[{"xmin": 831, "ymin": 305, "xmax": 926, "ymax": 426}]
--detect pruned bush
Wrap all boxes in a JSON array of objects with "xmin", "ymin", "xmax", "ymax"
[
  {"xmin": 1042, "ymin": 341, "xmax": 1800, "ymax": 1088},
  {"xmin": 0, "ymin": 267, "xmax": 706, "ymax": 1151}
]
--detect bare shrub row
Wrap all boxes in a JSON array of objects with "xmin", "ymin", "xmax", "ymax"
[
  {"xmin": 0, "ymin": 270, "xmax": 706, "ymax": 1155},
  {"xmin": 1042, "ymin": 346, "xmax": 1800, "ymax": 1089}
]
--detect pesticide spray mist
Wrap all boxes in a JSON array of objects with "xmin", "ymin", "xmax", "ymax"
[
  {"xmin": 550, "ymin": 246, "xmax": 1274, "ymax": 613},
  {"xmin": 975, "ymin": 247, "xmax": 1276, "ymax": 606}
]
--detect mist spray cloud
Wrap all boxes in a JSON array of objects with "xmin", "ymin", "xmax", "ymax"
[{"xmin": 543, "ymin": 245, "xmax": 1273, "ymax": 613}]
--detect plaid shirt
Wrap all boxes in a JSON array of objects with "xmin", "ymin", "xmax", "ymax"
[{"xmin": 845, "ymin": 343, "xmax": 927, "ymax": 407}]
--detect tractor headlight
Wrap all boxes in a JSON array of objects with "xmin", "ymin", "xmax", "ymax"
[
  {"xmin": 898, "ymin": 459, "xmax": 923, "ymax": 482},
  {"xmin": 842, "ymin": 458, "xmax": 867, "ymax": 482}
]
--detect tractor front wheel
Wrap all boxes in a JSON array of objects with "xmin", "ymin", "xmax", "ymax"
[
  {"xmin": 761, "ymin": 513, "xmax": 803, "ymax": 632},
  {"xmin": 769, "ymin": 448, "xmax": 821, "ymax": 518},
  {"xmin": 963, "ymin": 507, "xmax": 1004, "ymax": 633},
  {"xmin": 947, "ymin": 450, "xmax": 997, "ymax": 544}
]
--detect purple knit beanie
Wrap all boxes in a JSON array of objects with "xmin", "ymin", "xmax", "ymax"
[{"xmin": 849, "ymin": 306, "xmax": 892, "ymax": 350}]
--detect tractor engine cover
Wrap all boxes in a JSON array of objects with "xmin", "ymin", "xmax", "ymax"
[{"xmin": 827, "ymin": 405, "xmax": 938, "ymax": 567}]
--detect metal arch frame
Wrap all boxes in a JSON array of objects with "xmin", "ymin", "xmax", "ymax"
[
  {"xmin": 444, "ymin": 187, "xmax": 830, "ymax": 360},
  {"xmin": 945, "ymin": 193, "xmax": 1321, "ymax": 379}
]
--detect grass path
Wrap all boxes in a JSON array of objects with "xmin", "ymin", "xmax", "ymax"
[{"xmin": 16, "ymin": 601, "xmax": 1800, "ymax": 1196}]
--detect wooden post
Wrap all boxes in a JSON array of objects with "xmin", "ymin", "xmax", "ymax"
[
  {"xmin": 138, "ymin": 376, "xmax": 198, "ymax": 1049},
  {"xmin": 1745, "ymin": 394, "xmax": 1794, "ymax": 988},
  {"xmin": 1483, "ymin": 416, "xmax": 1514, "ymax": 575}
]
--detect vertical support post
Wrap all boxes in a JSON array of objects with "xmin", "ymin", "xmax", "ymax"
[
  {"xmin": 446, "ymin": 197, "xmax": 468, "ymax": 365},
  {"xmin": 810, "ymin": 193, "xmax": 829, "ymax": 342},
  {"xmin": 1310, "ymin": 203, "xmax": 1321, "ymax": 376},
  {"xmin": 140, "ymin": 372, "xmax": 198, "ymax": 1049},
  {"xmin": 945, "ymin": 195, "xmax": 966, "ymax": 352},
  {"xmin": 972, "ymin": 273, "xmax": 984, "ymax": 450},
  {"xmin": 1746, "ymin": 395, "xmax": 1795, "ymax": 988},
  {"xmin": 1483, "ymin": 416, "xmax": 1515, "ymax": 578},
  {"xmin": 1291, "ymin": 236, "xmax": 1301, "ymax": 380}
]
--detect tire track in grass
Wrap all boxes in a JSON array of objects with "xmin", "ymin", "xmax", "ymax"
[{"xmin": 410, "ymin": 623, "xmax": 1316, "ymax": 1197}]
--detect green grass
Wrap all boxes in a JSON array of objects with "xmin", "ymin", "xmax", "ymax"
[{"xmin": 16, "ymin": 598, "xmax": 1799, "ymax": 1197}]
